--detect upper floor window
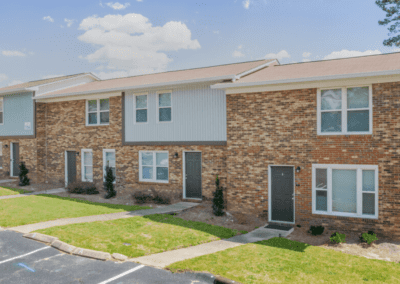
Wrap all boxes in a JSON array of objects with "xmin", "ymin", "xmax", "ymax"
[
  {"xmin": 317, "ymin": 86, "xmax": 372, "ymax": 135},
  {"xmin": 87, "ymin": 98, "xmax": 109, "ymax": 126},
  {"xmin": 135, "ymin": 94, "xmax": 147, "ymax": 123},
  {"xmin": 0, "ymin": 97, "xmax": 3, "ymax": 125},
  {"xmin": 158, "ymin": 92, "xmax": 172, "ymax": 122}
]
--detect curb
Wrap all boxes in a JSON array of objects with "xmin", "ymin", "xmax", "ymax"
[
  {"xmin": 73, "ymin": 248, "xmax": 111, "ymax": 261},
  {"xmin": 51, "ymin": 240, "xmax": 77, "ymax": 254},
  {"xmin": 24, "ymin": 233, "xmax": 58, "ymax": 244}
]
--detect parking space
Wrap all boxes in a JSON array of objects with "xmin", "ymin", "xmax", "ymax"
[{"xmin": 0, "ymin": 230, "xmax": 215, "ymax": 284}]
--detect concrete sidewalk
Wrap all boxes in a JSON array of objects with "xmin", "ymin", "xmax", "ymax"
[
  {"xmin": 0, "ymin": 188, "xmax": 66, "ymax": 200},
  {"xmin": 131, "ymin": 226, "xmax": 293, "ymax": 268},
  {"xmin": 9, "ymin": 202, "xmax": 199, "ymax": 234}
]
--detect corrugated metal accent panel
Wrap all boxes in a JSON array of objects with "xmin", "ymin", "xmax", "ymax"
[
  {"xmin": 0, "ymin": 92, "xmax": 34, "ymax": 136},
  {"xmin": 36, "ymin": 76, "xmax": 95, "ymax": 96},
  {"xmin": 125, "ymin": 84, "xmax": 226, "ymax": 142}
]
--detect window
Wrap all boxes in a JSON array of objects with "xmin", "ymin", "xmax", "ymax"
[
  {"xmin": 103, "ymin": 149, "xmax": 116, "ymax": 183},
  {"xmin": 317, "ymin": 86, "xmax": 372, "ymax": 135},
  {"xmin": 0, "ymin": 97, "xmax": 3, "ymax": 124},
  {"xmin": 139, "ymin": 151, "xmax": 169, "ymax": 183},
  {"xmin": 0, "ymin": 142, "xmax": 2, "ymax": 169},
  {"xmin": 87, "ymin": 98, "xmax": 109, "ymax": 125},
  {"xmin": 81, "ymin": 149, "xmax": 93, "ymax": 182},
  {"xmin": 312, "ymin": 164, "xmax": 378, "ymax": 219},
  {"xmin": 135, "ymin": 94, "xmax": 147, "ymax": 123},
  {"xmin": 157, "ymin": 93, "xmax": 172, "ymax": 122}
]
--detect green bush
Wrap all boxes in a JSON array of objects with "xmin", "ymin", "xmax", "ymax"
[
  {"xmin": 133, "ymin": 191, "xmax": 154, "ymax": 204},
  {"xmin": 18, "ymin": 161, "xmax": 30, "ymax": 186},
  {"xmin": 153, "ymin": 194, "xmax": 171, "ymax": 205},
  {"xmin": 67, "ymin": 181, "xmax": 99, "ymax": 195},
  {"xmin": 212, "ymin": 175, "xmax": 225, "ymax": 216},
  {"xmin": 360, "ymin": 231, "xmax": 379, "ymax": 245},
  {"xmin": 308, "ymin": 225, "xmax": 325, "ymax": 236},
  {"xmin": 330, "ymin": 232, "xmax": 346, "ymax": 244},
  {"xmin": 104, "ymin": 165, "xmax": 116, "ymax": 199},
  {"xmin": 239, "ymin": 230, "xmax": 248, "ymax": 234}
]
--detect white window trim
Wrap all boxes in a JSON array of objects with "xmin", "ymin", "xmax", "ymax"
[
  {"xmin": 133, "ymin": 93, "xmax": 148, "ymax": 124},
  {"xmin": 0, "ymin": 142, "xmax": 3, "ymax": 169},
  {"xmin": 81, "ymin": 149, "xmax": 93, "ymax": 182},
  {"xmin": 0, "ymin": 97, "xmax": 4, "ymax": 125},
  {"xmin": 103, "ymin": 149, "xmax": 116, "ymax": 184},
  {"xmin": 86, "ymin": 98, "xmax": 110, "ymax": 126},
  {"xmin": 312, "ymin": 164, "xmax": 379, "ymax": 219},
  {"xmin": 317, "ymin": 85, "xmax": 373, "ymax": 135},
  {"xmin": 139, "ymin": 151, "xmax": 169, "ymax": 183},
  {"xmin": 156, "ymin": 91, "xmax": 173, "ymax": 123}
]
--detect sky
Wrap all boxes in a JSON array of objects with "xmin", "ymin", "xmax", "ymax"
[{"xmin": 0, "ymin": 0, "xmax": 398, "ymax": 87}]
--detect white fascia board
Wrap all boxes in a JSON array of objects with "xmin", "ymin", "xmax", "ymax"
[
  {"xmin": 87, "ymin": 73, "xmax": 101, "ymax": 81},
  {"xmin": 211, "ymin": 69, "xmax": 400, "ymax": 89},
  {"xmin": 26, "ymin": 74, "xmax": 97, "ymax": 91},
  {"xmin": 234, "ymin": 60, "xmax": 277, "ymax": 81},
  {"xmin": 33, "ymin": 74, "xmax": 235, "ymax": 100},
  {"xmin": 0, "ymin": 88, "xmax": 31, "ymax": 96}
]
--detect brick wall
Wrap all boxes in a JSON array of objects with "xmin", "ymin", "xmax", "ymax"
[{"xmin": 226, "ymin": 81, "xmax": 400, "ymax": 239}]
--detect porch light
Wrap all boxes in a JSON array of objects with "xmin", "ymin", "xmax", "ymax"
[
  {"xmin": 296, "ymin": 166, "xmax": 301, "ymax": 173},
  {"xmin": 4, "ymin": 144, "xmax": 7, "ymax": 148},
  {"xmin": 174, "ymin": 152, "xmax": 179, "ymax": 158},
  {"xmin": 76, "ymin": 152, "xmax": 79, "ymax": 156}
]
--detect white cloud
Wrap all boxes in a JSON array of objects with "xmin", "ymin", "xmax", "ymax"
[
  {"xmin": 42, "ymin": 75, "xmax": 64, "ymax": 79},
  {"xmin": 43, "ymin": 16, "xmax": 54, "ymax": 23},
  {"xmin": 78, "ymin": 13, "xmax": 201, "ymax": 79},
  {"xmin": 232, "ymin": 45, "xmax": 245, "ymax": 58},
  {"xmin": 8, "ymin": 80, "xmax": 24, "ymax": 86},
  {"xmin": 64, "ymin": 18, "xmax": 76, "ymax": 27},
  {"xmin": 213, "ymin": 30, "xmax": 219, "ymax": 34},
  {"xmin": 243, "ymin": 0, "xmax": 250, "ymax": 9},
  {"xmin": 264, "ymin": 50, "xmax": 290, "ymax": 60},
  {"xmin": 106, "ymin": 2, "xmax": 131, "ymax": 10},
  {"xmin": 2, "ymin": 50, "xmax": 26, "ymax": 57},
  {"xmin": 302, "ymin": 52, "xmax": 311, "ymax": 58},
  {"xmin": 0, "ymin": 74, "xmax": 8, "ymax": 82},
  {"xmin": 137, "ymin": 0, "xmax": 143, "ymax": 2},
  {"xmin": 302, "ymin": 59, "xmax": 311, "ymax": 62},
  {"xmin": 323, "ymin": 49, "xmax": 382, "ymax": 60}
]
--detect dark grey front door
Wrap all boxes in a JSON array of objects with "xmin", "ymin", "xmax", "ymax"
[
  {"xmin": 67, "ymin": 151, "xmax": 77, "ymax": 185},
  {"xmin": 185, "ymin": 152, "xmax": 202, "ymax": 199},
  {"xmin": 12, "ymin": 143, "xmax": 19, "ymax": 177},
  {"xmin": 270, "ymin": 166, "xmax": 294, "ymax": 223}
]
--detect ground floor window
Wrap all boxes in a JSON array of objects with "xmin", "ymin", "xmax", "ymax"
[
  {"xmin": 312, "ymin": 164, "xmax": 378, "ymax": 219},
  {"xmin": 81, "ymin": 149, "xmax": 93, "ymax": 182},
  {"xmin": 0, "ymin": 142, "xmax": 2, "ymax": 169},
  {"xmin": 139, "ymin": 151, "xmax": 169, "ymax": 183},
  {"xmin": 103, "ymin": 149, "xmax": 116, "ymax": 182}
]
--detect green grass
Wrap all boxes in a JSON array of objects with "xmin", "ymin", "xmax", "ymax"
[
  {"xmin": 36, "ymin": 214, "xmax": 239, "ymax": 258},
  {"xmin": 0, "ymin": 194, "xmax": 150, "ymax": 227},
  {"xmin": 168, "ymin": 238, "xmax": 400, "ymax": 284},
  {"xmin": 0, "ymin": 186, "xmax": 32, "ymax": 196}
]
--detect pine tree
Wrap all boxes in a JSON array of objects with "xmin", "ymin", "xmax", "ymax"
[
  {"xmin": 212, "ymin": 175, "xmax": 225, "ymax": 216},
  {"xmin": 376, "ymin": 0, "xmax": 400, "ymax": 46},
  {"xmin": 104, "ymin": 163, "xmax": 116, "ymax": 199},
  {"xmin": 18, "ymin": 161, "xmax": 30, "ymax": 186}
]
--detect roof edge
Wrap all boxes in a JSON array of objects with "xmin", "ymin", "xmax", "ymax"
[{"xmin": 234, "ymin": 60, "xmax": 278, "ymax": 81}]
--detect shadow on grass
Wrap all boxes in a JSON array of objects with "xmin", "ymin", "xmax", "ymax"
[
  {"xmin": 36, "ymin": 194, "xmax": 151, "ymax": 211},
  {"xmin": 255, "ymin": 237, "xmax": 311, "ymax": 253}
]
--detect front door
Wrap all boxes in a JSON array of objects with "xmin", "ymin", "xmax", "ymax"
[
  {"xmin": 66, "ymin": 151, "xmax": 77, "ymax": 186},
  {"xmin": 185, "ymin": 152, "xmax": 202, "ymax": 199},
  {"xmin": 270, "ymin": 166, "xmax": 295, "ymax": 223},
  {"xmin": 11, "ymin": 143, "xmax": 20, "ymax": 177}
]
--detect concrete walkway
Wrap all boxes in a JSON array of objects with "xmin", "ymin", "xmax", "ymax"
[
  {"xmin": 9, "ymin": 202, "xmax": 199, "ymax": 234},
  {"xmin": 131, "ymin": 226, "xmax": 293, "ymax": 268},
  {"xmin": 0, "ymin": 179, "xmax": 17, "ymax": 184},
  {"xmin": 0, "ymin": 188, "xmax": 66, "ymax": 200}
]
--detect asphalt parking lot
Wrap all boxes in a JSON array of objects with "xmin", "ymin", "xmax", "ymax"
[{"xmin": 0, "ymin": 230, "xmax": 216, "ymax": 284}]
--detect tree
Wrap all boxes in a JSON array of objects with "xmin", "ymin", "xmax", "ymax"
[
  {"xmin": 212, "ymin": 175, "xmax": 225, "ymax": 216},
  {"xmin": 104, "ymin": 163, "xmax": 116, "ymax": 199},
  {"xmin": 18, "ymin": 161, "xmax": 30, "ymax": 186},
  {"xmin": 376, "ymin": 0, "xmax": 400, "ymax": 47}
]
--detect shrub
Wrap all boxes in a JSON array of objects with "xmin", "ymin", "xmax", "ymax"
[
  {"xmin": 153, "ymin": 194, "xmax": 171, "ymax": 205},
  {"xmin": 239, "ymin": 230, "xmax": 248, "ymax": 234},
  {"xmin": 67, "ymin": 181, "xmax": 99, "ymax": 195},
  {"xmin": 104, "ymin": 165, "xmax": 116, "ymax": 199},
  {"xmin": 18, "ymin": 161, "xmax": 30, "ymax": 186},
  {"xmin": 133, "ymin": 191, "xmax": 154, "ymax": 204},
  {"xmin": 308, "ymin": 225, "xmax": 325, "ymax": 236},
  {"xmin": 330, "ymin": 232, "xmax": 346, "ymax": 244},
  {"xmin": 360, "ymin": 231, "xmax": 379, "ymax": 245},
  {"xmin": 212, "ymin": 175, "xmax": 225, "ymax": 216}
]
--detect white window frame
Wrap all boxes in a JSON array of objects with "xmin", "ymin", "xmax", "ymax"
[
  {"xmin": 139, "ymin": 151, "xmax": 169, "ymax": 183},
  {"xmin": 312, "ymin": 164, "xmax": 378, "ymax": 219},
  {"xmin": 81, "ymin": 149, "xmax": 93, "ymax": 182},
  {"xmin": 317, "ymin": 85, "xmax": 372, "ymax": 135},
  {"xmin": 86, "ymin": 98, "xmax": 110, "ymax": 126},
  {"xmin": 156, "ymin": 91, "xmax": 173, "ymax": 123},
  {"xmin": 103, "ymin": 149, "xmax": 116, "ymax": 184},
  {"xmin": 133, "ymin": 93, "xmax": 148, "ymax": 124},
  {"xmin": 0, "ymin": 142, "xmax": 3, "ymax": 169},
  {"xmin": 0, "ymin": 97, "xmax": 3, "ymax": 125}
]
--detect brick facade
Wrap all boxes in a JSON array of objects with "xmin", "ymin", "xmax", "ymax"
[{"xmin": 226, "ymin": 81, "xmax": 400, "ymax": 239}]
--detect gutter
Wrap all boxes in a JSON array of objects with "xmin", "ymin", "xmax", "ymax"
[
  {"xmin": 0, "ymin": 88, "xmax": 31, "ymax": 96},
  {"xmin": 33, "ymin": 74, "xmax": 236, "ymax": 100},
  {"xmin": 211, "ymin": 69, "xmax": 400, "ymax": 89}
]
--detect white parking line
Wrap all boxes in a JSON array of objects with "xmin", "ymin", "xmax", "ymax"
[
  {"xmin": 0, "ymin": 246, "xmax": 50, "ymax": 265},
  {"xmin": 98, "ymin": 265, "xmax": 145, "ymax": 284}
]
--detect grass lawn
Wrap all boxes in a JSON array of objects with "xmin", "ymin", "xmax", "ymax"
[
  {"xmin": 168, "ymin": 238, "xmax": 400, "ymax": 284},
  {"xmin": 0, "ymin": 186, "xmax": 32, "ymax": 196},
  {"xmin": 36, "ymin": 214, "xmax": 240, "ymax": 258},
  {"xmin": 0, "ymin": 194, "xmax": 150, "ymax": 227}
]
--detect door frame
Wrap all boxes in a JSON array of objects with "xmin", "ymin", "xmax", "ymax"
[
  {"xmin": 268, "ymin": 165, "xmax": 296, "ymax": 224},
  {"xmin": 10, "ymin": 142, "xmax": 18, "ymax": 177},
  {"xmin": 64, "ymin": 151, "xmax": 68, "ymax": 187},
  {"xmin": 182, "ymin": 151, "xmax": 202, "ymax": 200}
]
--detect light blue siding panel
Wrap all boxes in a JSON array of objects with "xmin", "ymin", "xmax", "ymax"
[
  {"xmin": 125, "ymin": 85, "xmax": 226, "ymax": 142},
  {"xmin": 0, "ymin": 92, "xmax": 34, "ymax": 136}
]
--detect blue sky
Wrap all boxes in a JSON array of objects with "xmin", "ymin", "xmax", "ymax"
[{"xmin": 0, "ymin": 0, "xmax": 398, "ymax": 87}]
